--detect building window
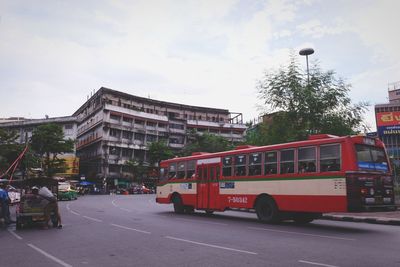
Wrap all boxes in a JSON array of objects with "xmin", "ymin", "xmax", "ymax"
[
  {"xmin": 110, "ymin": 114, "xmax": 120, "ymax": 121},
  {"xmin": 109, "ymin": 147, "xmax": 120, "ymax": 155},
  {"xmin": 147, "ymin": 135, "xmax": 157, "ymax": 143},
  {"xmin": 122, "ymin": 131, "xmax": 133, "ymax": 140},
  {"xmin": 135, "ymin": 133, "xmax": 145, "ymax": 141},
  {"xmin": 110, "ymin": 128, "xmax": 120, "ymax": 138},
  {"xmin": 122, "ymin": 148, "xmax": 133, "ymax": 158},
  {"xmin": 123, "ymin": 117, "xmax": 133, "ymax": 123},
  {"xmin": 109, "ymin": 164, "xmax": 120, "ymax": 173}
]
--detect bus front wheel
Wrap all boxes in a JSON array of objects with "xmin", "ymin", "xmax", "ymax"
[
  {"xmin": 172, "ymin": 195, "xmax": 184, "ymax": 214},
  {"xmin": 255, "ymin": 197, "xmax": 280, "ymax": 224}
]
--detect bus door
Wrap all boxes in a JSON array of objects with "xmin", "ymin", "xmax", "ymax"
[{"xmin": 197, "ymin": 163, "xmax": 220, "ymax": 210}]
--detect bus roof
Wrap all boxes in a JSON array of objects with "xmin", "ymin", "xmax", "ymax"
[{"xmin": 160, "ymin": 134, "xmax": 385, "ymax": 165}]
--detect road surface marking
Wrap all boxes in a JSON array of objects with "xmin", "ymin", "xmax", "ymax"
[
  {"xmin": 120, "ymin": 207, "xmax": 131, "ymax": 212},
  {"xmin": 83, "ymin": 215, "xmax": 103, "ymax": 222},
  {"xmin": 178, "ymin": 218, "xmax": 228, "ymax": 226},
  {"xmin": 8, "ymin": 229, "xmax": 23, "ymax": 240},
  {"xmin": 299, "ymin": 260, "xmax": 339, "ymax": 267},
  {"xmin": 69, "ymin": 210, "xmax": 80, "ymax": 216},
  {"xmin": 248, "ymin": 227, "xmax": 355, "ymax": 241},
  {"xmin": 27, "ymin": 243, "xmax": 72, "ymax": 267},
  {"xmin": 66, "ymin": 204, "xmax": 70, "ymax": 210},
  {"xmin": 165, "ymin": 236, "xmax": 257, "ymax": 255},
  {"xmin": 110, "ymin": 223, "xmax": 151, "ymax": 234},
  {"xmin": 111, "ymin": 200, "xmax": 118, "ymax": 207}
]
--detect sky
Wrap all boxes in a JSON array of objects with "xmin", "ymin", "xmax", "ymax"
[{"xmin": 1, "ymin": 0, "xmax": 399, "ymax": 131}]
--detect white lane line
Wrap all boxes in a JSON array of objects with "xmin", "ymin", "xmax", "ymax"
[
  {"xmin": 110, "ymin": 223, "xmax": 151, "ymax": 234},
  {"xmin": 83, "ymin": 216, "xmax": 103, "ymax": 222},
  {"xmin": 66, "ymin": 204, "xmax": 70, "ymax": 210},
  {"xmin": 69, "ymin": 210, "xmax": 80, "ymax": 216},
  {"xmin": 178, "ymin": 218, "xmax": 228, "ymax": 226},
  {"xmin": 8, "ymin": 229, "xmax": 23, "ymax": 240},
  {"xmin": 27, "ymin": 243, "xmax": 72, "ymax": 267},
  {"xmin": 299, "ymin": 260, "xmax": 339, "ymax": 267},
  {"xmin": 119, "ymin": 207, "xmax": 131, "ymax": 212},
  {"xmin": 165, "ymin": 236, "xmax": 257, "ymax": 255},
  {"xmin": 248, "ymin": 227, "xmax": 355, "ymax": 241},
  {"xmin": 111, "ymin": 200, "xmax": 118, "ymax": 207}
]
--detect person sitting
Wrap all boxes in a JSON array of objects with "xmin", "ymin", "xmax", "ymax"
[
  {"xmin": 34, "ymin": 186, "xmax": 62, "ymax": 229},
  {"xmin": 307, "ymin": 162, "xmax": 316, "ymax": 172}
]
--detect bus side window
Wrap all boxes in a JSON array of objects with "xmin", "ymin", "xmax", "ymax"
[
  {"xmin": 320, "ymin": 144, "xmax": 341, "ymax": 172},
  {"xmin": 187, "ymin": 160, "xmax": 196, "ymax": 179},
  {"xmin": 177, "ymin": 162, "xmax": 185, "ymax": 179},
  {"xmin": 249, "ymin": 153, "xmax": 262, "ymax": 176},
  {"xmin": 234, "ymin": 154, "xmax": 247, "ymax": 176},
  {"xmin": 222, "ymin": 156, "xmax": 233, "ymax": 177},
  {"xmin": 298, "ymin": 147, "xmax": 316, "ymax": 173},
  {"xmin": 265, "ymin": 151, "xmax": 277, "ymax": 175},
  {"xmin": 168, "ymin": 163, "xmax": 177, "ymax": 179},
  {"xmin": 280, "ymin": 149, "xmax": 294, "ymax": 174}
]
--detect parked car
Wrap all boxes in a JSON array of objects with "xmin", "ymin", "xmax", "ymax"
[{"xmin": 58, "ymin": 190, "xmax": 78, "ymax": 201}]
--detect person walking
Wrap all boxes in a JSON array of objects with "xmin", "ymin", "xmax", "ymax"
[{"xmin": 0, "ymin": 183, "xmax": 14, "ymax": 225}]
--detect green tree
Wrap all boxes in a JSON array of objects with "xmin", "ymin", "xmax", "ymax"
[
  {"xmin": 148, "ymin": 141, "xmax": 174, "ymax": 166},
  {"xmin": 30, "ymin": 123, "xmax": 74, "ymax": 177},
  {"xmin": 256, "ymin": 53, "xmax": 368, "ymax": 144},
  {"xmin": 0, "ymin": 128, "xmax": 23, "ymax": 176},
  {"xmin": 124, "ymin": 159, "xmax": 147, "ymax": 183},
  {"xmin": 182, "ymin": 130, "xmax": 234, "ymax": 156}
]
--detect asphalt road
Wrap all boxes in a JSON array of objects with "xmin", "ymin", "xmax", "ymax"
[{"xmin": 3, "ymin": 195, "xmax": 400, "ymax": 267}]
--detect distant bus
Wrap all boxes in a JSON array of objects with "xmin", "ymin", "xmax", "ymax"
[{"xmin": 156, "ymin": 134, "xmax": 396, "ymax": 223}]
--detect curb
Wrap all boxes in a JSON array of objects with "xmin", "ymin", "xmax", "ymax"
[{"xmin": 322, "ymin": 214, "xmax": 400, "ymax": 226}]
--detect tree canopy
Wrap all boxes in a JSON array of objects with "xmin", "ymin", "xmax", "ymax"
[
  {"xmin": 182, "ymin": 131, "xmax": 234, "ymax": 156},
  {"xmin": 252, "ymin": 54, "xmax": 368, "ymax": 145},
  {"xmin": 30, "ymin": 123, "xmax": 74, "ymax": 177},
  {"xmin": 148, "ymin": 141, "xmax": 174, "ymax": 166}
]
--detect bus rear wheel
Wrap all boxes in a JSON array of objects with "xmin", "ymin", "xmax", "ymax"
[
  {"xmin": 172, "ymin": 195, "xmax": 184, "ymax": 214},
  {"xmin": 256, "ymin": 197, "xmax": 280, "ymax": 224}
]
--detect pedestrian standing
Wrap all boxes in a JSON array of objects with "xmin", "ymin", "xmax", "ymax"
[{"xmin": 0, "ymin": 183, "xmax": 14, "ymax": 224}]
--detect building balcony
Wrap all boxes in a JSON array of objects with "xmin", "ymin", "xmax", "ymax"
[{"xmin": 169, "ymin": 143, "xmax": 184, "ymax": 149}]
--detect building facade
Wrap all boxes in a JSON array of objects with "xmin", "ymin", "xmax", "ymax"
[
  {"xmin": 0, "ymin": 116, "xmax": 79, "ymax": 177},
  {"xmin": 74, "ymin": 87, "xmax": 246, "ymax": 185},
  {"xmin": 375, "ymin": 81, "xmax": 400, "ymax": 167}
]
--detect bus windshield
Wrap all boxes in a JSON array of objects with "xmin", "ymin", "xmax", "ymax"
[{"xmin": 355, "ymin": 144, "xmax": 389, "ymax": 172}]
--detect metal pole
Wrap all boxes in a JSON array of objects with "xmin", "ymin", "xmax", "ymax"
[
  {"xmin": 306, "ymin": 55, "xmax": 310, "ymax": 84},
  {"xmin": 299, "ymin": 48, "xmax": 314, "ymax": 85}
]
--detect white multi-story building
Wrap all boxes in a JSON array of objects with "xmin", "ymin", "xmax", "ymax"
[{"xmin": 74, "ymin": 87, "xmax": 246, "ymax": 184}]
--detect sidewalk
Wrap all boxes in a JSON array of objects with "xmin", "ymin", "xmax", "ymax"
[{"xmin": 322, "ymin": 198, "xmax": 400, "ymax": 226}]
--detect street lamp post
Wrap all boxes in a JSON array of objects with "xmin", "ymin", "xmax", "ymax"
[{"xmin": 299, "ymin": 48, "xmax": 314, "ymax": 84}]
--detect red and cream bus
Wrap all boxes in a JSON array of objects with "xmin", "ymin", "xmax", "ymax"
[{"xmin": 156, "ymin": 134, "xmax": 396, "ymax": 223}]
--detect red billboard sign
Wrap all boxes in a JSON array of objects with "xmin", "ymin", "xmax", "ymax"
[{"xmin": 376, "ymin": 112, "xmax": 400, "ymax": 126}]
